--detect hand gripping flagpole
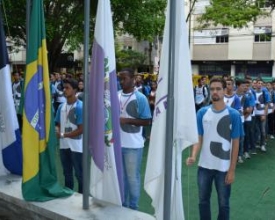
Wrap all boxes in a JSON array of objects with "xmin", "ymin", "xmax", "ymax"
[
  {"xmin": 163, "ymin": 0, "xmax": 177, "ymax": 219},
  {"xmin": 83, "ymin": 0, "xmax": 91, "ymax": 210}
]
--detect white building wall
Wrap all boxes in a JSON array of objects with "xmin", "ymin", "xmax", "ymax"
[
  {"xmin": 228, "ymin": 27, "xmax": 254, "ymax": 60},
  {"xmin": 9, "ymin": 47, "xmax": 26, "ymax": 64},
  {"xmin": 192, "ymin": 64, "xmax": 199, "ymax": 75}
]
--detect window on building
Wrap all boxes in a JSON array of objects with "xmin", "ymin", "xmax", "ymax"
[
  {"xmin": 254, "ymin": 26, "xmax": 272, "ymax": 42},
  {"xmin": 194, "ymin": 28, "xmax": 229, "ymax": 44},
  {"xmin": 199, "ymin": 62, "xmax": 231, "ymax": 75},
  {"xmin": 123, "ymin": 45, "xmax": 132, "ymax": 50},
  {"xmin": 216, "ymin": 35, "xmax": 228, "ymax": 43}
]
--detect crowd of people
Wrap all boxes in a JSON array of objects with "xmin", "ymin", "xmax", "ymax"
[
  {"xmin": 191, "ymin": 74, "xmax": 275, "ymax": 219},
  {"xmin": 11, "ymin": 69, "xmax": 157, "ymax": 209},
  {"xmin": 194, "ymin": 74, "xmax": 275, "ymax": 162},
  {"xmin": 15, "ymin": 68, "xmax": 274, "ymax": 217}
]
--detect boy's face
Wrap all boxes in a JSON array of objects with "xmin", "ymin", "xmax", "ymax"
[
  {"xmin": 119, "ymin": 72, "xmax": 134, "ymax": 91},
  {"xmin": 210, "ymin": 82, "xmax": 225, "ymax": 102},
  {"xmin": 63, "ymin": 83, "xmax": 76, "ymax": 98}
]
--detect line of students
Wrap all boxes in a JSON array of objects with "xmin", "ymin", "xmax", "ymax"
[
  {"xmin": 54, "ymin": 69, "xmax": 153, "ymax": 211},
  {"xmin": 188, "ymin": 75, "xmax": 275, "ymax": 219}
]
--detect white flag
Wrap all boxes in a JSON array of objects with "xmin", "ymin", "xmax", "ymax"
[
  {"xmin": 0, "ymin": 9, "xmax": 22, "ymax": 176},
  {"xmin": 144, "ymin": 0, "xmax": 198, "ymax": 219},
  {"xmin": 89, "ymin": 0, "xmax": 123, "ymax": 205}
]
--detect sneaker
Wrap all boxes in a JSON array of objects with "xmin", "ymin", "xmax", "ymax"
[
  {"xmin": 270, "ymin": 135, "xmax": 275, "ymax": 139},
  {"xmin": 261, "ymin": 145, "xmax": 267, "ymax": 152},
  {"xmin": 238, "ymin": 156, "xmax": 244, "ymax": 163},
  {"xmin": 256, "ymin": 145, "xmax": 261, "ymax": 149},
  {"xmin": 244, "ymin": 152, "xmax": 250, "ymax": 159},
  {"xmin": 251, "ymin": 150, "xmax": 257, "ymax": 155}
]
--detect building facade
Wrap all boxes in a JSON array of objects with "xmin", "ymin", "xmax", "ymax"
[
  {"xmin": 190, "ymin": 0, "xmax": 275, "ymax": 78},
  {"xmin": 8, "ymin": 0, "xmax": 274, "ymax": 79}
]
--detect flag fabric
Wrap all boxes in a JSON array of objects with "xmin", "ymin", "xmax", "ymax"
[
  {"xmin": 22, "ymin": 0, "xmax": 73, "ymax": 201},
  {"xmin": 89, "ymin": 0, "xmax": 123, "ymax": 205},
  {"xmin": 144, "ymin": 0, "xmax": 198, "ymax": 219},
  {"xmin": 0, "ymin": 9, "xmax": 22, "ymax": 176}
]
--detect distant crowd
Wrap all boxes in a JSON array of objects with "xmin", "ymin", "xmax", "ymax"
[
  {"xmin": 11, "ymin": 69, "xmax": 158, "ymax": 210},
  {"xmin": 13, "ymin": 69, "xmax": 273, "ymax": 215},
  {"xmin": 194, "ymin": 74, "xmax": 275, "ymax": 163}
]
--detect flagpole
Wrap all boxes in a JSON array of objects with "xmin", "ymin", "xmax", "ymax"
[
  {"xmin": 83, "ymin": 0, "xmax": 91, "ymax": 210},
  {"xmin": 163, "ymin": 0, "xmax": 176, "ymax": 219},
  {"xmin": 26, "ymin": 0, "xmax": 31, "ymax": 51}
]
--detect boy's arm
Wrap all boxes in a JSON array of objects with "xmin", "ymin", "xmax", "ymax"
[
  {"xmin": 186, "ymin": 135, "xmax": 202, "ymax": 166},
  {"xmin": 225, "ymin": 138, "xmax": 239, "ymax": 184}
]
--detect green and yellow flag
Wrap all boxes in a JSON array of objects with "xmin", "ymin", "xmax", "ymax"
[{"xmin": 22, "ymin": 0, "xmax": 73, "ymax": 201}]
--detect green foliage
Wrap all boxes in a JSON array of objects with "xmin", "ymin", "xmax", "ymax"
[
  {"xmin": 1, "ymin": 0, "xmax": 166, "ymax": 71},
  {"xmin": 116, "ymin": 49, "xmax": 147, "ymax": 71},
  {"xmin": 112, "ymin": 0, "xmax": 166, "ymax": 42},
  {"xmin": 197, "ymin": 0, "xmax": 274, "ymax": 29}
]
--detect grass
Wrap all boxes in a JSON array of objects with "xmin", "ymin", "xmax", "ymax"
[
  {"xmin": 56, "ymin": 138, "xmax": 275, "ymax": 219},
  {"xmin": 138, "ymin": 139, "xmax": 275, "ymax": 220}
]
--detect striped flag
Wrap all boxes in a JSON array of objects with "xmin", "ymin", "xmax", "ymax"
[
  {"xmin": 22, "ymin": 0, "xmax": 73, "ymax": 201},
  {"xmin": 0, "ymin": 7, "xmax": 22, "ymax": 176},
  {"xmin": 89, "ymin": 0, "xmax": 123, "ymax": 205},
  {"xmin": 144, "ymin": 0, "xmax": 198, "ymax": 219}
]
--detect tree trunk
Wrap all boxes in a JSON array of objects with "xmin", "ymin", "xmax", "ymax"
[{"xmin": 148, "ymin": 42, "xmax": 153, "ymax": 74}]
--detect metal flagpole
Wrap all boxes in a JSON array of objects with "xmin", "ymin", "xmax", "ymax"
[
  {"xmin": 26, "ymin": 0, "xmax": 31, "ymax": 51},
  {"xmin": 163, "ymin": 0, "xmax": 177, "ymax": 219},
  {"xmin": 83, "ymin": 0, "xmax": 91, "ymax": 210}
]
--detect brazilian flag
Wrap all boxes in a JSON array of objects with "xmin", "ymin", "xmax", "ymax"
[{"xmin": 22, "ymin": 0, "xmax": 73, "ymax": 201}]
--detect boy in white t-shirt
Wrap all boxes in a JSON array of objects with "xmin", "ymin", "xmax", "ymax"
[
  {"xmin": 55, "ymin": 78, "xmax": 83, "ymax": 193},
  {"xmin": 118, "ymin": 68, "xmax": 151, "ymax": 210},
  {"xmin": 186, "ymin": 77, "xmax": 242, "ymax": 220}
]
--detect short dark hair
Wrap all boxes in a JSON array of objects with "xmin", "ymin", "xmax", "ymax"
[
  {"xmin": 236, "ymin": 79, "xmax": 245, "ymax": 86},
  {"xmin": 120, "ymin": 68, "xmax": 135, "ymax": 78},
  {"xmin": 12, "ymin": 71, "xmax": 20, "ymax": 76},
  {"xmin": 245, "ymin": 75, "xmax": 252, "ymax": 80},
  {"xmin": 63, "ymin": 78, "xmax": 78, "ymax": 90},
  {"xmin": 210, "ymin": 77, "xmax": 226, "ymax": 89},
  {"xmin": 201, "ymin": 75, "xmax": 207, "ymax": 80},
  {"xmin": 256, "ymin": 77, "xmax": 263, "ymax": 83}
]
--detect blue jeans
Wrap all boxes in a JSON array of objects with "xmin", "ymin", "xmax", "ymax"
[
  {"xmin": 255, "ymin": 116, "xmax": 266, "ymax": 146},
  {"xmin": 60, "ymin": 149, "xmax": 83, "ymax": 193},
  {"xmin": 244, "ymin": 121, "xmax": 255, "ymax": 152},
  {"xmin": 198, "ymin": 167, "xmax": 231, "ymax": 220},
  {"xmin": 238, "ymin": 136, "xmax": 244, "ymax": 156},
  {"xmin": 122, "ymin": 147, "xmax": 143, "ymax": 210}
]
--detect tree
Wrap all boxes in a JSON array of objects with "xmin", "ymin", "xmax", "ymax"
[
  {"xmin": 196, "ymin": 0, "xmax": 275, "ymax": 29},
  {"xmin": 1, "ymin": 0, "xmax": 166, "ymax": 71},
  {"xmin": 1, "ymin": 0, "xmax": 86, "ymax": 71},
  {"xmin": 112, "ymin": 0, "xmax": 166, "ymax": 73},
  {"xmin": 116, "ymin": 49, "xmax": 147, "ymax": 71}
]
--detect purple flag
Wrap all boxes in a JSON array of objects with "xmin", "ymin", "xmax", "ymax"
[{"xmin": 89, "ymin": 0, "xmax": 123, "ymax": 205}]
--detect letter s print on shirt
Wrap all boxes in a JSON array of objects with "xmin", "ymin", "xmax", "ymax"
[
  {"xmin": 120, "ymin": 100, "xmax": 140, "ymax": 134},
  {"xmin": 210, "ymin": 115, "xmax": 231, "ymax": 160}
]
